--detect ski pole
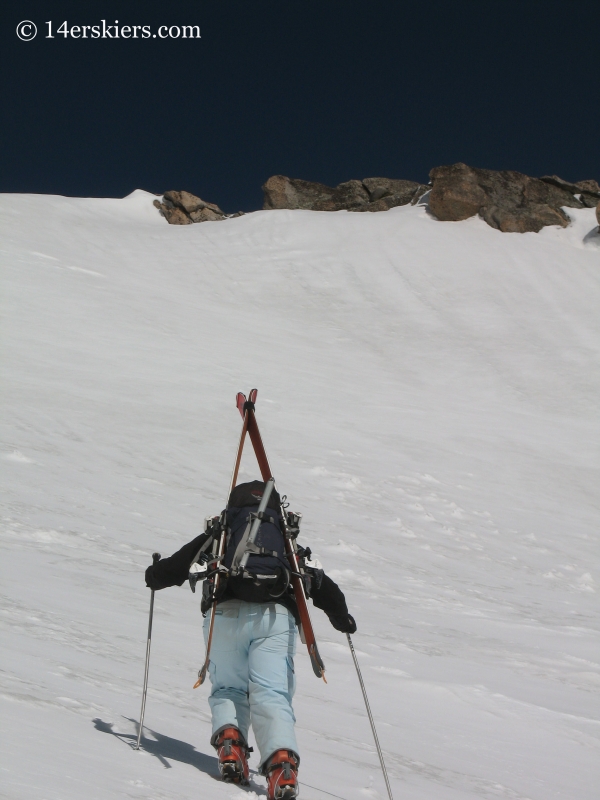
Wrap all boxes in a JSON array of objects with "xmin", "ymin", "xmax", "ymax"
[
  {"xmin": 347, "ymin": 633, "xmax": 394, "ymax": 800},
  {"xmin": 135, "ymin": 552, "xmax": 161, "ymax": 750}
]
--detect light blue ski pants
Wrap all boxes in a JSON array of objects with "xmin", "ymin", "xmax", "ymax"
[{"xmin": 203, "ymin": 599, "xmax": 298, "ymax": 769}]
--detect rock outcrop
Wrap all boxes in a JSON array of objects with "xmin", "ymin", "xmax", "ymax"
[
  {"xmin": 540, "ymin": 175, "xmax": 600, "ymax": 208},
  {"xmin": 262, "ymin": 175, "xmax": 429, "ymax": 212},
  {"xmin": 428, "ymin": 163, "xmax": 599, "ymax": 233},
  {"xmin": 154, "ymin": 168, "xmax": 598, "ymax": 233},
  {"xmin": 154, "ymin": 190, "xmax": 228, "ymax": 224}
]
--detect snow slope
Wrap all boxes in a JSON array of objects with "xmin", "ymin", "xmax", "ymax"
[{"xmin": 1, "ymin": 191, "xmax": 599, "ymax": 800}]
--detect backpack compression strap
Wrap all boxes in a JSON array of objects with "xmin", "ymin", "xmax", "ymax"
[
  {"xmin": 229, "ymin": 480, "xmax": 276, "ymax": 576},
  {"xmin": 229, "ymin": 513, "xmax": 278, "ymax": 574}
]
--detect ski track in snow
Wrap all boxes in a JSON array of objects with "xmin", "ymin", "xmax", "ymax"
[{"xmin": 1, "ymin": 191, "xmax": 599, "ymax": 800}]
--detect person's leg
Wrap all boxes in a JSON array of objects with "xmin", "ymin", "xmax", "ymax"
[
  {"xmin": 246, "ymin": 602, "xmax": 298, "ymax": 770},
  {"xmin": 203, "ymin": 600, "xmax": 251, "ymax": 744}
]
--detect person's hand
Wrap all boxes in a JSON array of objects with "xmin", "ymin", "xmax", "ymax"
[
  {"xmin": 145, "ymin": 553, "xmax": 162, "ymax": 589},
  {"xmin": 145, "ymin": 564, "xmax": 163, "ymax": 590},
  {"xmin": 328, "ymin": 613, "xmax": 357, "ymax": 634}
]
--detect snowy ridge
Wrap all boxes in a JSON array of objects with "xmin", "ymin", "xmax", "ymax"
[{"xmin": 1, "ymin": 192, "xmax": 599, "ymax": 800}]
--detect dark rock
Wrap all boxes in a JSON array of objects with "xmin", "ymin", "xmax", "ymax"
[
  {"xmin": 360, "ymin": 178, "xmax": 430, "ymax": 212},
  {"xmin": 540, "ymin": 175, "xmax": 599, "ymax": 209},
  {"xmin": 429, "ymin": 163, "xmax": 583, "ymax": 233},
  {"xmin": 480, "ymin": 203, "xmax": 570, "ymax": 233},
  {"xmin": 540, "ymin": 175, "xmax": 600, "ymax": 197},
  {"xmin": 262, "ymin": 175, "xmax": 336, "ymax": 210},
  {"xmin": 362, "ymin": 178, "xmax": 421, "ymax": 204},
  {"xmin": 540, "ymin": 174, "xmax": 583, "ymax": 194},
  {"xmin": 154, "ymin": 191, "xmax": 225, "ymax": 224},
  {"xmin": 580, "ymin": 193, "xmax": 600, "ymax": 209},
  {"xmin": 327, "ymin": 180, "xmax": 370, "ymax": 210},
  {"xmin": 361, "ymin": 195, "xmax": 406, "ymax": 212},
  {"xmin": 262, "ymin": 176, "xmax": 369, "ymax": 211},
  {"xmin": 428, "ymin": 164, "xmax": 486, "ymax": 221},
  {"xmin": 576, "ymin": 179, "xmax": 600, "ymax": 193},
  {"xmin": 262, "ymin": 175, "xmax": 429, "ymax": 213}
]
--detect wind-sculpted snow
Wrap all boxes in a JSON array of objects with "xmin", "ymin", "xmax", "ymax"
[{"xmin": 1, "ymin": 190, "xmax": 599, "ymax": 800}]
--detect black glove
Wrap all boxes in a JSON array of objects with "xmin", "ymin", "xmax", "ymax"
[
  {"xmin": 145, "ymin": 553, "xmax": 163, "ymax": 590},
  {"xmin": 328, "ymin": 613, "xmax": 357, "ymax": 634},
  {"xmin": 145, "ymin": 564, "xmax": 163, "ymax": 590}
]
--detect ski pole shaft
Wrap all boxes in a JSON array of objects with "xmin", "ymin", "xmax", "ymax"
[
  {"xmin": 347, "ymin": 633, "xmax": 394, "ymax": 800},
  {"xmin": 193, "ymin": 531, "xmax": 226, "ymax": 688},
  {"xmin": 135, "ymin": 552, "xmax": 161, "ymax": 750}
]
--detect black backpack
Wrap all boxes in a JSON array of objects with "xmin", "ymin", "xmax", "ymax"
[{"xmin": 222, "ymin": 481, "xmax": 291, "ymax": 603}]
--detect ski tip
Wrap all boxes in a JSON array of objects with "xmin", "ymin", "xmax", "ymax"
[
  {"xmin": 194, "ymin": 662, "xmax": 209, "ymax": 688},
  {"xmin": 309, "ymin": 643, "xmax": 326, "ymax": 679},
  {"xmin": 236, "ymin": 393, "xmax": 247, "ymax": 418},
  {"xmin": 236, "ymin": 390, "xmax": 257, "ymax": 418}
]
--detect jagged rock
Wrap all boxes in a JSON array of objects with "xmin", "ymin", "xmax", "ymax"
[
  {"xmin": 362, "ymin": 178, "xmax": 421, "ymax": 203},
  {"xmin": 153, "ymin": 198, "xmax": 192, "ymax": 225},
  {"xmin": 358, "ymin": 178, "xmax": 430, "ymax": 212},
  {"xmin": 580, "ymin": 194, "xmax": 600, "ymax": 209},
  {"xmin": 541, "ymin": 175, "xmax": 600, "ymax": 209},
  {"xmin": 154, "ymin": 191, "xmax": 225, "ymax": 224},
  {"xmin": 428, "ymin": 163, "xmax": 585, "ymax": 233},
  {"xmin": 189, "ymin": 207, "xmax": 223, "ymax": 223},
  {"xmin": 262, "ymin": 175, "xmax": 429, "ymax": 212},
  {"xmin": 480, "ymin": 203, "xmax": 570, "ymax": 233},
  {"xmin": 540, "ymin": 175, "xmax": 599, "ymax": 195},
  {"xmin": 577, "ymin": 179, "xmax": 600, "ymax": 193},
  {"xmin": 163, "ymin": 190, "xmax": 224, "ymax": 216},
  {"xmin": 328, "ymin": 180, "xmax": 370, "ymax": 210},
  {"xmin": 261, "ymin": 175, "xmax": 369, "ymax": 211},
  {"xmin": 580, "ymin": 195, "xmax": 600, "ymax": 209}
]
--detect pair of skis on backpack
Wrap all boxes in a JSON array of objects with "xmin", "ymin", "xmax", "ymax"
[{"xmin": 193, "ymin": 390, "xmax": 326, "ymax": 687}]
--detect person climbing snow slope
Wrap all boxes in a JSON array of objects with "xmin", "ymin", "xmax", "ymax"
[{"xmin": 144, "ymin": 479, "xmax": 356, "ymax": 800}]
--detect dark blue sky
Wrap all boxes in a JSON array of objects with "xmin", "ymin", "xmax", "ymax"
[{"xmin": 2, "ymin": 1, "xmax": 597, "ymax": 212}]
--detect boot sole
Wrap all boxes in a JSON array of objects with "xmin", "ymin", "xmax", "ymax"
[
  {"xmin": 220, "ymin": 763, "xmax": 249, "ymax": 786},
  {"xmin": 276, "ymin": 788, "xmax": 297, "ymax": 800}
]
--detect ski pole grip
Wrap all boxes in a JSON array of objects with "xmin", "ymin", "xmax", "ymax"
[{"xmin": 152, "ymin": 552, "xmax": 161, "ymax": 564}]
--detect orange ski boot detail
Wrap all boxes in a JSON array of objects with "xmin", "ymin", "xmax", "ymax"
[
  {"xmin": 215, "ymin": 727, "xmax": 250, "ymax": 785},
  {"xmin": 265, "ymin": 750, "xmax": 299, "ymax": 800}
]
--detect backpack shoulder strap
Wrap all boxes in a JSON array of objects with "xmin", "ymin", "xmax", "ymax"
[{"xmin": 190, "ymin": 534, "xmax": 213, "ymax": 566}]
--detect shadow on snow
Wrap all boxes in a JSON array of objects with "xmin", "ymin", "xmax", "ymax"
[
  {"xmin": 93, "ymin": 717, "xmax": 222, "ymax": 778},
  {"xmin": 92, "ymin": 717, "xmax": 344, "ymax": 798}
]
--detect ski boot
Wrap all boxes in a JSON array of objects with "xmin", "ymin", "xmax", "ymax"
[
  {"xmin": 264, "ymin": 749, "xmax": 299, "ymax": 800},
  {"xmin": 214, "ymin": 727, "xmax": 250, "ymax": 785}
]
